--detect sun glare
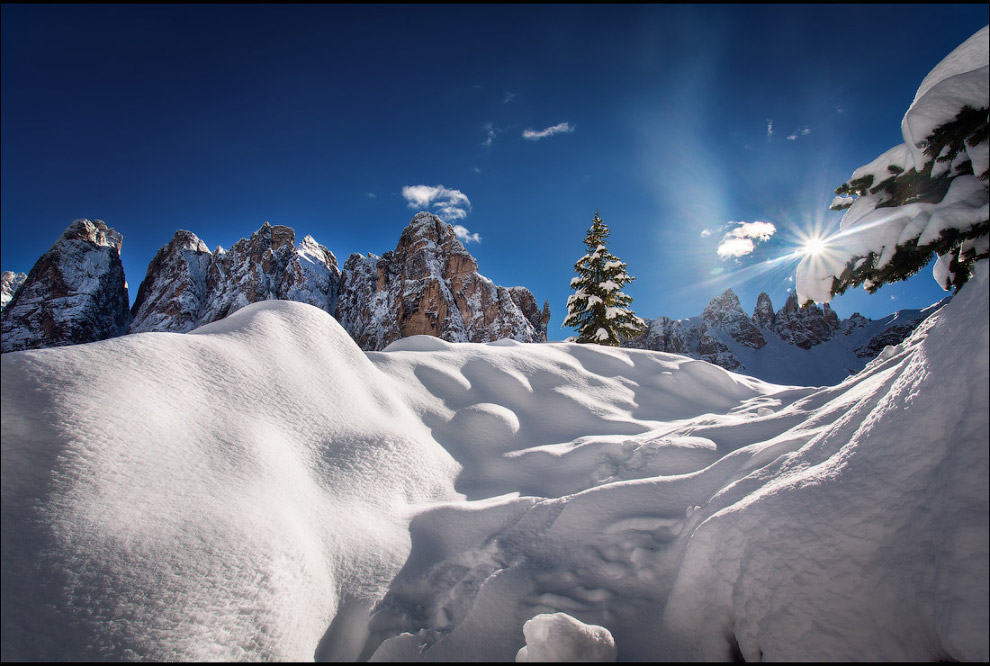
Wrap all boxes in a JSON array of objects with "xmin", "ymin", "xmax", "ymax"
[{"xmin": 801, "ymin": 236, "xmax": 828, "ymax": 256}]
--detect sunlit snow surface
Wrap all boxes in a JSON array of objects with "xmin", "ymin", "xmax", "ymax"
[{"xmin": 2, "ymin": 265, "xmax": 988, "ymax": 662}]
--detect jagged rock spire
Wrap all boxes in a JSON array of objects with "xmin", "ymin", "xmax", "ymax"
[
  {"xmin": 336, "ymin": 212, "xmax": 548, "ymax": 350},
  {"xmin": 1, "ymin": 219, "xmax": 129, "ymax": 353}
]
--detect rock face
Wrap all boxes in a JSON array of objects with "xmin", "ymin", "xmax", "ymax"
[
  {"xmin": 5, "ymin": 214, "xmax": 546, "ymax": 353},
  {"xmin": 624, "ymin": 289, "xmax": 945, "ymax": 382},
  {"xmin": 702, "ymin": 289, "xmax": 766, "ymax": 349},
  {"xmin": 336, "ymin": 212, "xmax": 550, "ymax": 350},
  {"xmin": 1, "ymin": 219, "xmax": 129, "ymax": 353},
  {"xmin": 752, "ymin": 291, "xmax": 775, "ymax": 330},
  {"xmin": 129, "ymin": 224, "xmax": 340, "ymax": 334},
  {"xmin": 773, "ymin": 291, "xmax": 840, "ymax": 349},
  {"xmin": 128, "ymin": 230, "xmax": 212, "ymax": 334},
  {"xmin": 1, "ymin": 271, "xmax": 27, "ymax": 311}
]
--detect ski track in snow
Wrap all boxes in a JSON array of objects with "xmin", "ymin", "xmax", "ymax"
[{"xmin": 2, "ymin": 265, "xmax": 988, "ymax": 662}]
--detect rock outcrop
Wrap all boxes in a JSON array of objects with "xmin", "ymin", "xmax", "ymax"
[
  {"xmin": 773, "ymin": 291, "xmax": 840, "ymax": 349},
  {"xmin": 129, "ymin": 224, "xmax": 340, "ymax": 334},
  {"xmin": 5, "ymin": 214, "xmax": 546, "ymax": 353},
  {"xmin": 624, "ymin": 289, "xmax": 944, "ymax": 382},
  {"xmin": 128, "ymin": 230, "xmax": 212, "ymax": 334},
  {"xmin": 702, "ymin": 289, "xmax": 766, "ymax": 349},
  {"xmin": 1, "ymin": 271, "xmax": 27, "ymax": 311},
  {"xmin": 1, "ymin": 219, "xmax": 129, "ymax": 353},
  {"xmin": 336, "ymin": 212, "xmax": 549, "ymax": 350}
]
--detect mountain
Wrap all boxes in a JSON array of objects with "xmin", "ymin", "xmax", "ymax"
[
  {"xmin": 1, "ymin": 219, "xmax": 129, "ymax": 353},
  {"xmin": 336, "ymin": 212, "xmax": 550, "ymax": 350},
  {"xmin": 625, "ymin": 288, "xmax": 947, "ymax": 385},
  {"xmin": 4, "ymin": 213, "xmax": 548, "ymax": 354},
  {"xmin": 0, "ymin": 271, "xmax": 27, "ymax": 311},
  {"xmin": 128, "ymin": 223, "xmax": 340, "ymax": 334},
  {"xmin": 2, "ymin": 259, "xmax": 986, "ymax": 662}
]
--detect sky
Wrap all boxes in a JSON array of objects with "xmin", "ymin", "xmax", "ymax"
[{"xmin": 2, "ymin": 4, "xmax": 987, "ymax": 339}]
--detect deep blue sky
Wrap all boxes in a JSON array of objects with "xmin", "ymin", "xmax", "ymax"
[{"xmin": 2, "ymin": 4, "xmax": 987, "ymax": 338}]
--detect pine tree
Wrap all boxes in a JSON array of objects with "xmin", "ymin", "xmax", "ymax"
[
  {"xmin": 563, "ymin": 210, "xmax": 646, "ymax": 345},
  {"xmin": 827, "ymin": 105, "xmax": 988, "ymax": 296}
]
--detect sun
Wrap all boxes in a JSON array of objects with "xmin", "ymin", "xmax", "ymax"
[{"xmin": 800, "ymin": 235, "xmax": 829, "ymax": 256}]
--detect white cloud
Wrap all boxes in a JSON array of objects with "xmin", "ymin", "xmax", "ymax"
[
  {"xmin": 503, "ymin": 90, "xmax": 517, "ymax": 104},
  {"xmin": 522, "ymin": 122, "xmax": 574, "ymax": 141},
  {"xmin": 717, "ymin": 221, "xmax": 777, "ymax": 260},
  {"xmin": 700, "ymin": 228, "xmax": 713, "ymax": 238},
  {"xmin": 365, "ymin": 192, "xmax": 376, "ymax": 199},
  {"xmin": 786, "ymin": 127, "xmax": 812, "ymax": 141},
  {"xmin": 402, "ymin": 184, "xmax": 472, "ymax": 221},
  {"xmin": 766, "ymin": 119, "xmax": 774, "ymax": 137},
  {"xmin": 482, "ymin": 122, "xmax": 497, "ymax": 148},
  {"xmin": 453, "ymin": 224, "xmax": 482, "ymax": 244}
]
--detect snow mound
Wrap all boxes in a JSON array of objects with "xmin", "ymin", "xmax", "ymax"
[
  {"xmin": 516, "ymin": 612, "xmax": 616, "ymax": 662},
  {"xmin": 1, "ymin": 300, "xmax": 460, "ymax": 661}
]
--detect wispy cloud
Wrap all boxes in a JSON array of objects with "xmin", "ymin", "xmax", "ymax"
[
  {"xmin": 522, "ymin": 122, "xmax": 574, "ymax": 141},
  {"xmin": 502, "ymin": 90, "xmax": 517, "ymax": 104},
  {"xmin": 700, "ymin": 228, "xmax": 713, "ymax": 238},
  {"xmin": 786, "ymin": 127, "xmax": 811, "ymax": 141},
  {"xmin": 717, "ymin": 221, "xmax": 777, "ymax": 259},
  {"xmin": 766, "ymin": 119, "xmax": 774, "ymax": 137},
  {"xmin": 401, "ymin": 184, "xmax": 472, "ymax": 222},
  {"xmin": 453, "ymin": 224, "xmax": 481, "ymax": 244},
  {"xmin": 482, "ymin": 122, "xmax": 498, "ymax": 148}
]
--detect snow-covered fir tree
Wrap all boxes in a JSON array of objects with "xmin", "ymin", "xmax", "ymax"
[
  {"xmin": 798, "ymin": 26, "xmax": 988, "ymax": 303},
  {"xmin": 564, "ymin": 210, "xmax": 646, "ymax": 345}
]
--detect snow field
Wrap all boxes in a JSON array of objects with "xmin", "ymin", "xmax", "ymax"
[{"xmin": 2, "ymin": 263, "xmax": 988, "ymax": 661}]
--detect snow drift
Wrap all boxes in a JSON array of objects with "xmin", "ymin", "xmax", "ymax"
[{"xmin": 2, "ymin": 261, "xmax": 988, "ymax": 661}]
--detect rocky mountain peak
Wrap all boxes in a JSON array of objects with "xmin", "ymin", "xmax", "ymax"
[
  {"xmin": 1, "ymin": 271, "xmax": 27, "ymax": 311},
  {"xmin": 702, "ymin": 288, "xmax": 766, "ymax": 349},
  {"xmin": 60, "ymin": 217, "xmax": 124, "ymax": 252},
  {"xmin": 773, "ymin": 291, "xmax": 840, "ymax": 349},
  {"xmin": 336, "ymin": 213, "xmax": 547, "ymax": 350},
  {"xmin": 395, "ymin": 212, "xmax": 478, "ymax": 282},
  {"xmin": 753, "ymin": 292, "xmax": 775, "ymax": 329},
  {"xmin": 1, "ymin": 219, "xmax": 129, "ymax": 353},
  {"xmin": 129, "ymin": 229, "xmax": 212, "ymax": 334}
]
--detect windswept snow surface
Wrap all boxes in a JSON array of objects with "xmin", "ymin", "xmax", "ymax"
[{"xmin": 2, "ymin": 264, "xmax": 988, "ymax": 661}]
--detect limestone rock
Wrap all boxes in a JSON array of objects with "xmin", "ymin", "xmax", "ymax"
[
  {"xmin": 336, "ymin": 212, "xmax": 548, "ymax": 350},
  {"xmin": 773, "ymin": 291, "xmax": 840, "ymax": 349},
  {"xmin": 702, "ymin": 289, "xmax": 766, "ymax": 349},
  {"xmin": 1, "ymin": 219, "xmax": 129, "ymax": 353},
  {"xmin": 129, "ymin": 224, "xmax": 340, "ymax": 333},
  {"xmin": 1, "ymin": 271, "xmax": 27, "ymax": 311}
]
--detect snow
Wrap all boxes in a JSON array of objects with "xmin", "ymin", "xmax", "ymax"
[
  {"xmin": 516, "ymin": 613, "xmax": 616, "ymax": 662},
  {"xmin": 797, "ymin": 25, "xmax": 989, "ymax": 303},
  {"xmin": 2, "ymin": 262, "xmax": 988, "ymax": 661}
]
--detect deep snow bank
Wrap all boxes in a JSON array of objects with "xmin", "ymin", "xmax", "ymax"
[
  {"xmin": 2, "ymin": 265, "xmax": 988, "ymax": 662},
  {"xmin": 1, "ymin": 301, "xmax": 461, "ymax": 661}
]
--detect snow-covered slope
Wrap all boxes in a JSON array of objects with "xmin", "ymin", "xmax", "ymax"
[{"xmin": 2, "ymin": 261, "xmax": 987, "ymax": 661}]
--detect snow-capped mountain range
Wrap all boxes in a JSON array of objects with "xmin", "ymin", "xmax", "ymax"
[
  {"xmin": 1, "ymin": 212, "xmax": 550, "ymax": 354},
  {"xmin": 625, "ymin": 288, "xmax": 948, "ymax": 386},
  {"xmin": 1, "ymin": 212, "xmax": 942, "ymax": 386}
]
